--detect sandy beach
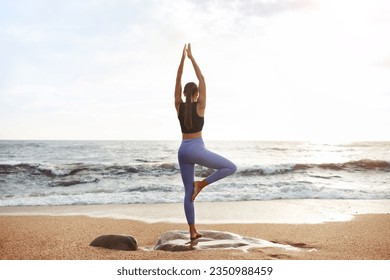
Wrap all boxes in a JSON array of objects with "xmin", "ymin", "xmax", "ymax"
[{"xmin": 0, "ymin": 200, "xmax": 389, "ymax": 260}]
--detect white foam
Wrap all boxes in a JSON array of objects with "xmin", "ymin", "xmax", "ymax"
[
  {"xmin": 153, "ymin": 230, "xmax": 303, "ymax": 252},
  {"xmin": 1, "ymin": 200, "xmax": 389, "ymax": 224}
]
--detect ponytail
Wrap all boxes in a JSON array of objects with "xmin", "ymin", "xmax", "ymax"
[{"xmin": 183, "ymin": 82, "xmax": 198, "ymax": 131}]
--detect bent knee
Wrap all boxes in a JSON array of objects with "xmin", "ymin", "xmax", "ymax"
[{"xmin": 227, "ymin": 162, "xmax": 237, "ymax": 175}]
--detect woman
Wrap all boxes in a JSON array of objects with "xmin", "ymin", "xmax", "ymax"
[{"xmin": 175, "ymin": 43, "xmax": 237, "ymax": 242}]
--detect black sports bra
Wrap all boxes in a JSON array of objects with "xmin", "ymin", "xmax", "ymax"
[{"xmin": 178, "ymin": 102, "xmax": 204, "ymax": 133}]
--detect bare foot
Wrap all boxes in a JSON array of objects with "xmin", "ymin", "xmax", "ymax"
[
  {"xmin": 190, "ymin": 232, "xmax": 203, "ymax": 241},
  {"xmin": 192, "ymin": 181, "xmax": 204, "ymax": 202}
]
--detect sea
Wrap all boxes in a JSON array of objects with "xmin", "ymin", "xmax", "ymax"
[{"xmin": 0, "ymin": 140, "xmax": 389, "ymax": 206}]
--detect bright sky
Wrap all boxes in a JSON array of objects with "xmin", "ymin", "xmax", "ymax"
[{"xmin": 1, "ymin": 0, "xmax": 389, "ymax": 141}]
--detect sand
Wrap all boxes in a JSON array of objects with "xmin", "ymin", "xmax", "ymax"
[{"xmin": 0, "ymin": 200, "xmax": 389, "ymax": 260}]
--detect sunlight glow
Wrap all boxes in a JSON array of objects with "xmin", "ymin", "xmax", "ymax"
[{"xmin": 0, "ymin": 0, "xmax": 389, "ymax": 141}]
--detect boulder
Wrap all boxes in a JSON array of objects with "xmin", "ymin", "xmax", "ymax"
[
  {"xmin": 154, "ymin": 230, "xmax": 301, "ymax": 252},
  {"xmin": 90, "ymin": 234, "xmax": 138, "ymax": 251}
]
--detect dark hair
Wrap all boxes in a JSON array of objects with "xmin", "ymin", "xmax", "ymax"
[{"xmin": 183, "ymin": 82, "xmax": 198, "ymax": 130}]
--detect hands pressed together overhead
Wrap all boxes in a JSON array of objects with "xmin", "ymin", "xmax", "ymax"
[{"xmin": 182, "ymin": 43, "xmax": 194, "ymax": 60}]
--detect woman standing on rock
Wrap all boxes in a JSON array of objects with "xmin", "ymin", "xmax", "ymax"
[{"xmin": 174, "ymin": 43, "xmax": 237, "ymax": 242}]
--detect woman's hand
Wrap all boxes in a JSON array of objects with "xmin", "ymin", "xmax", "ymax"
[
  {"xmin": 182, "ymin": 43, "xmax": 187, "ymax": 58},
  {"xmin": 186, "ymin": 43, "xmax": 193, "ymax": 59}
]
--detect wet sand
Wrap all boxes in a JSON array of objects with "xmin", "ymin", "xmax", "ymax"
[{"xmin": 0, "ymin": 200, "xmax": 389, "ymax": 260}]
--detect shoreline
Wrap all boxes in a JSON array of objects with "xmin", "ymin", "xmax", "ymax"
[{"xmin": 1, "ymin": 199, "xmax": 389, "ymax": 224}]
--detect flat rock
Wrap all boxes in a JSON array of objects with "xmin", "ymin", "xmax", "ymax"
[
  {"xmin": 154, "ymin": 230, "xmax": 300, "ymax": 252},
  {"xmin": 90, "ymin": 234, "xmax": 138, "ymax": 251}
]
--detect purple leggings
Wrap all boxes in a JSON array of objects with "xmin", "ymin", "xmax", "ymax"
[{"xmin": 178, "ymin": 137, "xmax": 237, "ymax": 224}]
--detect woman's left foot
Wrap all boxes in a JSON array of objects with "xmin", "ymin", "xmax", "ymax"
[{"xmin": 192, "ymin": 181, "xmax": 205, "ymax": 202}]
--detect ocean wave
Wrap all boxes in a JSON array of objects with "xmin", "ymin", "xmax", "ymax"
[
  {"xmin": 0, "ymin": 163, "xmax": 144, "ymax": 178},
  {"xmin": 49, "ymin": 178, "xmax": 100, "ymax": 187},
  {"xmin": 0, "ymin": 159, "xmax": 388, "ymax": 181},
  {"xmin": 294, "ymin": 159, "xmax": 390, "ymax": 171},
  {"xmin": 1, "ymin": 140, "xmax": 389, "ymax": 207},
  {"xmin": 1, "ymin": 183, "xmax": 388, "ymax": 207},
  {"xmin": 236, "ymin": 159, "xmax": 390, "ymax": 177}
]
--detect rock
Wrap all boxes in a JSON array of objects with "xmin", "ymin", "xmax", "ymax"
[
  {"xmin": 154, "ymin": 231, "xmax": 194, "ymax": 251},
  {"xmin": 90, "ymin": 234, "xmax": 138, "ymax": 251},
  {"xmin": 154, "ymin": 230, "xmax": 301, "ymax": 252}
]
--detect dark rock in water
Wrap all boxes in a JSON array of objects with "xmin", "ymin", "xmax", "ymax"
[
  {"xmin": 90, "ymin": 234, "xmax": 138, "ymax": 251},
  {"xmin": 154, "ymin": 230, "xmax": 302, "ymax": 252}
]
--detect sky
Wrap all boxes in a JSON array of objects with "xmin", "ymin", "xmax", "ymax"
[{"xmin": 0, "ymin": 0, "xmax": 389, "ymax": 142}]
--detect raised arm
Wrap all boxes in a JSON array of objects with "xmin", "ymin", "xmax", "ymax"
[
  {"xmin": 187, "ymin": 44, "xmax": 206, "ymax": 112},
  {"xmin": 175, "ymin": 44, "xmax": 186, "ymax": 114}
]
